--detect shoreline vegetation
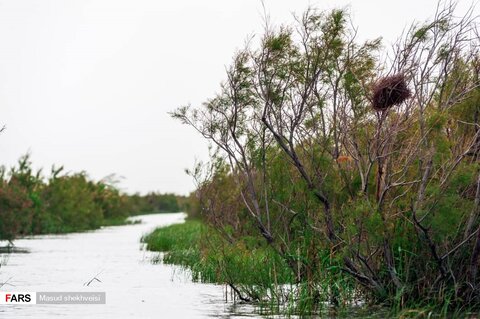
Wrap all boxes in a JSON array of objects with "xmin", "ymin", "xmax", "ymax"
[
  {"xmin": 0, "ymin": 154, "xmax": 190, "ymax": 242},
  {"xmin": 146, "ymin": 2, "xmax": 480, "ymax": 317},
  {"xmin": 143, "ymin": 220, "xmax": 385, "ymax": 317},
  {"xmin": 2, "ymin": 1, "xmax": 480, "ymax": 317}
]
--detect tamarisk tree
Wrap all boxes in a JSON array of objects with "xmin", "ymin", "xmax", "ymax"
[{"xmin": 173, "ymin": 1, "xmax": 480, "ymax": 309}]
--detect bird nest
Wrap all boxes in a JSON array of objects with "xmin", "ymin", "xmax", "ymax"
[{"xmin": 371, "ymin": 73, "xmax": 411, "ymax": 111}]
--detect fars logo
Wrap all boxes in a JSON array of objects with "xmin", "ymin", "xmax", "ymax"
[{"xmin": 0, "ymin": 292, "xmax": 36, "ymax": 304}]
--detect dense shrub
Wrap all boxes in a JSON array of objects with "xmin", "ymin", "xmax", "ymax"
[
  {"xmin": 42, "ymin": 173, "xmax": 103, "ymax": 232},
  {"xmin": 171, "ymin": 3, "xmax": 480, "ymax": 315},
  {"xmin": 0, "ymin": 155, "xmax": 187, "ymax": 240}
]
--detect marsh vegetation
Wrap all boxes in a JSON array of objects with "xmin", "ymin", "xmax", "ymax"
[
  {"xmin": 0, "ymin": 154, "xmax": 188, "ymax": 241},
  {"xmin": 146, "ymin": 2, "xmax": 480, "ymax": 316}
]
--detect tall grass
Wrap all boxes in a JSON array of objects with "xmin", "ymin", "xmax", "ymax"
[
  {"xmin": 143, "ymin": 220, "xmax": 294, "ymax": 284},
  {"xmin": 143, "ymin": 221, "xmax": 365, "ymax": 315}
]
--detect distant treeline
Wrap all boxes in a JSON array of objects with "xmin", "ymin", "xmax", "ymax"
[
  {"xmin": 129, "ymin": 192, "xmax": 190, "ymax": 215},
  {"xmin": 0, "ymin": 154, "xmax": 188, "ymax": 241}
]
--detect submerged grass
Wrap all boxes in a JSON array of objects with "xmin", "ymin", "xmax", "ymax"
[
  {"xmin": 143, "ymin": 221, "xmax": 366, "ymax": 315},
  {"xmin": 143, "ymin": 220, "xmax": 204, "ymax": 276},
  {"xmin": 144, "ymin": 220, "xmax": 203, "ymax": 252},
  {"xmin": 142, "ymin": 220, "xmax": 294, "ymax": 290},
  {"xmin": 143, "ymin": 221, "xmax": 473, "ymax": 317}
]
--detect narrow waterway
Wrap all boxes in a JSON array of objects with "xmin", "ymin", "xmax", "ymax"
[{"xmin": 0, "ymin": 213, "xmax": 257, "ymax": 318}]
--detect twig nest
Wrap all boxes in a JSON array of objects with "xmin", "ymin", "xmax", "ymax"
[{"xmin": 372, "ymin": 73, "xmax": 411, "ymax": 111}]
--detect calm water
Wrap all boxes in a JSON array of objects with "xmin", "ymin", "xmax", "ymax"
[{"xmin": 0, "ymin": 213, "xmax": 257, "ymax": 318}]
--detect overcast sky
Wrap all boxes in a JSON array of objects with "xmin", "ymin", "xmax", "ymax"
[{"xmin": 0, "ymin": 0, "xmax": 476, "ymax": 195}]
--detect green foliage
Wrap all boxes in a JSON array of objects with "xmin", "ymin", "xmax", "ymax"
[
  {"xmin": 169, "ymin": 3, "xmax": 480, "ymax": 316},
  {"xmin": 129, "ymin": 192, "xmax": 187, "ymax": 215},
  {"xmin": 0, "ymin": 154, "xmax": 189, "ymax": 240},
  {"xmin": 0, "ymin": 178, "xmax": 34, "ymax": 241},
  {"xmin": 42, "ymin": 173, "xmax": 104, "ymax": 232},
  {"xmin": 143, "ymin": 221, "xmax": 296, "ymax": 301}
]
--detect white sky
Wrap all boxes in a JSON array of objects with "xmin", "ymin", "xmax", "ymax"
[{"xmin": 0, "ymin": 0, "xmax": 476, "ymax": 195}]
